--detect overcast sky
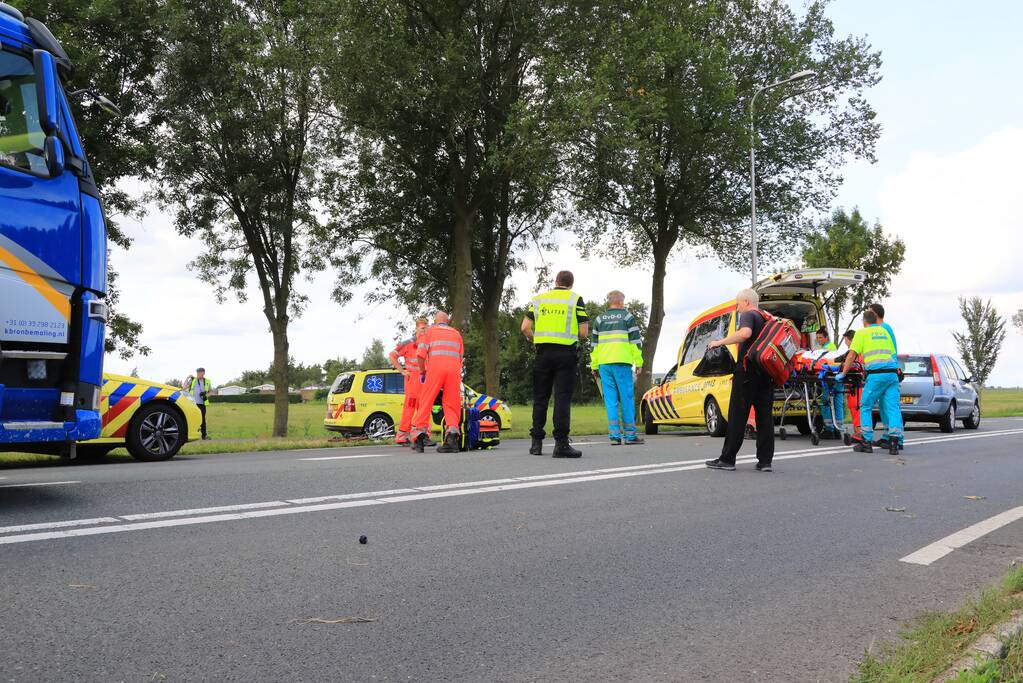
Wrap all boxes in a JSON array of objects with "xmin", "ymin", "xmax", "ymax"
[{"xmin": 106, "ymin": 0, "xmax": 1023, "ymax": 388}]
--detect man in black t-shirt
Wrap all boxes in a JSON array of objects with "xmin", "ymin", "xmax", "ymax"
[{"xmin": 705, "ymin": 288, "xmax": 775, "ymax": 472}]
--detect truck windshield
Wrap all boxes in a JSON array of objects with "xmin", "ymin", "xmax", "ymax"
[{"xmin": 0, "ymin": 50, "xmax": 47, "ymax": 175}]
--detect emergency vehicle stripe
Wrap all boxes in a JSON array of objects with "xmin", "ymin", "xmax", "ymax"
[
  {"xmin": 104, "ymin": 393, "xmax": 138, "ymax": 428},
  {"xmin": 169, "ymin": 391, "xmax": 181, "ymax": 402},
  {"xmin": 474, "ymin": 395, "xmax": 487, "ymax": 409},
  {"xmin": 139, "ymin": 387, "xmax": 161, "ymax": 405},
  {"xmin": 649, "ymin": 396, "xmax": 666, "ymax": 421},
  {"xmin": 0, "ymin": 244, "xmax": 71, "ymax": 319},
  {"xmin": 107, "ymin": 382, "xmax": 136, "ymax": 410},
  {"xmin": 662, "ymin": 394, "xmax": 680, "ymax": 419}
]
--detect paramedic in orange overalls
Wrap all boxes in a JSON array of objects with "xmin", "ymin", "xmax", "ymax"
[
  {"xmin": 411, "ymin": 311, "xmax": 465, "ymax": 453},
  {"xmin": 389, "ymin": 317, "xmax": 430, "ymax": 446},
  {"xmin": 841, "ymin": 329, "xmax": 863, "ymax": 441}
]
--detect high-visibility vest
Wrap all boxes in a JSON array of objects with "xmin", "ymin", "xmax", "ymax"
[
  {"xmin": 822, "ymin": 341, "xmax": 837, "ymax": 351},
  {"xmin": 591, "ymin": 309, "xmax": 643, "ymax": 368},
  {"xmin": 187, "ymin": 377, "xmax": 211, "ymax": 405},
  {"xmin": 852, "ymin": 324, "xmax": 898, "ymax": 370},
  {"xmin": 531, "ymin": 288, "xmax": 581, "ymax": 345}
]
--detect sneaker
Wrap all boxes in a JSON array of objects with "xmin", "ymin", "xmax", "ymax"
[
  {"xmin": 624, "ymin": 437, "xmax": 645, "ymax": 445},
  {"xmin": 610, "ymin": 437, "xmax": 623, "ymax": 446},
  {"xmin": 705, "ymin": 459, "xmax": 736, "ymax": 471},
  {"xmin": 755, "ymin": 462, "xmax": 773, "ymax": 472}
]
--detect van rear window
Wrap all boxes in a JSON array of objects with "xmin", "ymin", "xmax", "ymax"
[
  {"xmin": 330, "ymin": 373, "xmax": 355, "ymax": 395},
  {"xmin": 899, "ymin": 356, "xmax": 931, "ymax": 377}
]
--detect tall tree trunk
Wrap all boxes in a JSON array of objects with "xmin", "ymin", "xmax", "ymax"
[
  {"xmin": 637, "ymin": 247, "xmax": 669, "ymax": 401},
  {"xmin": 481, "ymin": 293, "xmax": 502, "ymax": 396},
  {"xmin": 269, "ymin": 321, "xmax": 290, "ymax": 438},
  {"xmin": 449, "ymin": 208, "xmax": 474, "ymax": 330}
]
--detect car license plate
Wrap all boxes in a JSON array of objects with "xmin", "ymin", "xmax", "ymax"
[{"xmin": 900, "ymin": 396, "xmax": 915, "ymax": 405}]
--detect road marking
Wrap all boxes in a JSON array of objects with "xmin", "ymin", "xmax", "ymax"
[
  {"xmin": 0, "ymin": 480, "xmax": 79, "ymax": 488},
  {"xmin": 900, "ymin": 506, "xmax": 1023, "ymax": 566},
  {"xmin": 2, "ymin": 428, "xmax": 1022, "ymax": 546},
  {"xmin": 299, "ymin": 454, "xmax": 393, "ymax": 461},
  {"xmin": 121, "ymin": 501, "xmax": 289, "ymax": 521},
  {"xmin": 0, "ymin": 517, "xmax": 120, "ymax": 534}
]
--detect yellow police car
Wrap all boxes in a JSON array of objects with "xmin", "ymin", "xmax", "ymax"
[
  {"xmin": 324, "ymin": 369, "xmax": 513, "ymax": 436},
  {"xmin": 642, "ymin": 268, "xmax": 865, "ymax": 436},
  {"xmin": 77, "ymin": 373, "xmax": 204, "ymax": 461}
]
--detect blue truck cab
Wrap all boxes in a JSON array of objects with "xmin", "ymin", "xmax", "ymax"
[{"xmin": 0, "ymin": 2, "xmax": 108, "ymax": 452}]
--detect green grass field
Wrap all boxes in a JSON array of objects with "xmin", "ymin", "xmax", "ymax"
[{"xmin": 2, "ymin": 390, "xmax": 1020, "ymax": 468}]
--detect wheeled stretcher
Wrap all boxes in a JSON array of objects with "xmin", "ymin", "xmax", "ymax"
[{"xmin": 777, "ymin": 350, "xmax": 865, "ymax": 446}]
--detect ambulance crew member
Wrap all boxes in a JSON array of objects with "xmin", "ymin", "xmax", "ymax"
[
  {"xmin": 841, "ymin": 329, "xmax": 863, "ymax": 441},
  {"xmin": 868, "ymin": 302, "xmax": 899, "ymax": 449},
  {"xmin": 521, "ymin": 270, "xmax": 588, "ymax": 458},
  {"xmin": 389, "ymin": 317, "xmax": 431, "ymax": 447},
  {"xmin": 838, "ymin": 308, "xmax": 904, "ymax": 454},
  {"xmin": 590, "ymin": 290, "xmax": 645, "ymax": 446},
  {"xmin": 815, "ymin": 329, "xmax": 843, "ymax": 438},
  {"xmin": 705, "ymin": 289, "xmax": 775, "ymax": 472},
  {"xmin": 184, "ymin": 368, "xmax": 211, "ymax": 440},
  {"xmin": 411, "ymin": 311, "xmax": 464, "ymax": 454}
]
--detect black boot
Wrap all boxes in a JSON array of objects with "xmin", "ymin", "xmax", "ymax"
[
  {"xmin": 529, "ymin": 437, "xmax": 543, "ymax": 455},
  {"xmin": 437, "ymin": 432, "xmax": 460, "ymax": 453},
  {"xmin": 552, "ymin": 439, "xmax": 582, "ymax": 458},
  {"xmin": 411, "ymin": 434, "xmax": 426, "ymax": 453},
  {"xmin": 852, "ymin": 440, "xmax": 873, "ymax": 454}
]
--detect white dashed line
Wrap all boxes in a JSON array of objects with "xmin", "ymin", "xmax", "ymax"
[
  {"xmin": 299, "ymin": 453, "xmax": 393, "ymax": 461},
  {"xmin": 121, "ymin": 501, "xmax": 289, "ymax": 521},
  {"xmin": 0, "ymin": 480, "xmax": 80, "ymax": 488},
  {"xmin": 901, "ymin": 506, "xmax": 1023, "ymax": 566}
]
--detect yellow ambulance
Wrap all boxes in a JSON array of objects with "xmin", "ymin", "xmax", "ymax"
[{"xmin": 641, "ymin": 269, "xmax": 865, "ymax": 436}]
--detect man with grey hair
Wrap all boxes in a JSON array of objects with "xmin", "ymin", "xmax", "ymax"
[
  {"xmin": 590, "ymin": 290, "xmax": 645, "ymax": 445},
  {"xmin": 705, "ymin": 287, "xmax": 775, "ymax": 471}
]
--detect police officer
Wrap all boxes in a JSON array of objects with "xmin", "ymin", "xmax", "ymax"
[
  {"xmin": 838, "ymin": 309, "xmax": 903, "ymax": 454},
  {"xmin": 184, "ymin": 367, "xmax": 211, "ymax": 440},
  {"xmin": 521, "ymin": 270, "xmax": 589, "ymax": 458},
  {"xmin": 590, "ymin": 290, "xmax": 644, "ymax": 445}
]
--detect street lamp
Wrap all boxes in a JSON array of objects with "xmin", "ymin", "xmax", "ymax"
[{"xmin": 749, "ymin": 69, "xmax": 817, "ymax": 284}]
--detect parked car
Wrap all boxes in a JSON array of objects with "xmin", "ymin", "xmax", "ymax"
[
  {"xmin": 77, "ymin": 373, "xmax": 205, "ymax": 461},
  {"xmin": 324, "ymin": 369, "xmax": 513, "ymax": 436},
  {"xmin": 642, "ymin": 268, "xmax": 866, "ymax": 436},
  {"xmin": 878, "ymin": 354, "xmax": 980, "ymax": 433}
]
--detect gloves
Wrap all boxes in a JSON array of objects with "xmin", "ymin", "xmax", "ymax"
[{"xmin": 835, "ymin": 372, "xmax": 846, "ymax": 382}]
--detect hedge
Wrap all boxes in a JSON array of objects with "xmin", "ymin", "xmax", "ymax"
[{"xmin": 209, "ymin": 394, "xmax": 302, "ymax": 404}]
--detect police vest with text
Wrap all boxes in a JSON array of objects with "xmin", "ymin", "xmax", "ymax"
[{"xmin": 532, "ymin": 289, "xmax": 581, "ymax": 346}]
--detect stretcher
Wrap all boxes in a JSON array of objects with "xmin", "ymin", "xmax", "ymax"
[{"xmin": 776, "ymin": 349, "xmax": 865, "ymax": 446}]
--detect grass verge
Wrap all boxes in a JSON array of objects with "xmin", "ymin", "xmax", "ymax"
[
  {"xmin": 852, "ymin": 566, "xmax": 1023, "ymax": 682},
  {"xmin": 983, "ymin": 389, "xmax": 1023, "ymax": 419},
  {"xmin": 957, "ymin": 626, "xmax": 1023, "ymax": 681}
]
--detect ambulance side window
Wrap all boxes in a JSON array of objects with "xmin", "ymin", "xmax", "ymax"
[
  {"xmin": 383, "ymin": 373, "xmax": 405, "ymax": 394},
  {"xmin": 679, "ymin": 328, "xmax": 696, "ymax": 366}
]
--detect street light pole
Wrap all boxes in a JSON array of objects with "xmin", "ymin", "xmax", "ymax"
[{"xmin": 748, "ymin": 69, "xmax": 817, "ymax": 285}]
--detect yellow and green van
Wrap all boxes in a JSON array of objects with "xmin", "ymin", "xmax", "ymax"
[{"xmin": 641, "ymin": 269, "xmax": 865, "ymax": 436}]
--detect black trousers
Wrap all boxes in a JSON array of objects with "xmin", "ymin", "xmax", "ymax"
[
  {"xmin": 719, "ymin": 369, "xmax": 774, "ymax": 465},
  {"xmin": 531, "ymin": 344, "xmax": 577, "ymax": 441},
  {"xmin": 198, "ymin": 404, "xmax": 207, "ymax": 438}
]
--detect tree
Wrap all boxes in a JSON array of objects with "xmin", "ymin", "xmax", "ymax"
[
  {"xmin": 1013, "ymin": 310, "xmax": 1023, "ymax": 334},
  {"xmin": 550, "ymin": 0, "xmax": 881, "ymax": 398},
  {"xmin": 154, "ymin": 0, "xmax": 344, "ymax": 436},
  {"xmin": 802, "ymin": 208, "xmax": 905, "ymax": 337},
  {"xmin": 324, "ymin": 356, "xmax": 358, "ymax": 383},
  {"xmin": 359, "ymin": 340, "xmax": 389, "ymax": 371},
  {"xmin": 323, "ymin": 0, "xmax": 562, "ymax": 395},
  {"xmin": 953, "ymin": 297, "xmax": 1006, "ymax": 388},
  {"xmin": 19, "ymin": 0, "xmax": 165, "ymax": 359}
]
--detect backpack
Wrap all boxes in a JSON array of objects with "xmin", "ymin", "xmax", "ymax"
[
  {"xmin": 743, "ymin": 310, "xmax": 802, "ymax": 386},
  {"xmin": 438, "ymin": 405, "xmax": 484, "ymax": 451}
]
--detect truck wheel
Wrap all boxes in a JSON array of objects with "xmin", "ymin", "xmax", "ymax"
[
  {"xmin": 363, "ymin": 413, "xmax": 394, "ymax": 439},
  {"xmin": 643, "ymin": 404, "xmax": 658, "ymax": 435},
  {"xmin": 704, "ymin": 398, "xmax": 726, "ymax": 437},
  {"xmin": 126, "ymin": 403, "xmax": 185, "ymax": 462},
  {"xmin": 480, "ymin": 410, "xmax": 502, "ymax": 429},
  {"xmin": 796, "ymin": 418, "xmax": 812, "ymax": 436},
  {"xmin": 963, "ymin": 402, "xmax": 981, "ymax": 430},
  {"xmin": 939, "ymin": 402, "xmax": 956, "ymax": 433}
]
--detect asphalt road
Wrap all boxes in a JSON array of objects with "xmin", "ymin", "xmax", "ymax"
[{"xmin": 3, "ymin": 418, "xmax": 1023, "ymax": 682}]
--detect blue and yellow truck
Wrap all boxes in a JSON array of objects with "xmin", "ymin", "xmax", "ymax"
[{"xmin": 1, "ymin": 3, "xmax": 110, "ymax": 455}]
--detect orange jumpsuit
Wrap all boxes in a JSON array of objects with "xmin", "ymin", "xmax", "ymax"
[
  {"xmin": 411, "ymin": 323, "xmax": 464, "ymax": 440},
  {"xmin": 392, "ymin": 336, "xmax": 423, "ymax": 443}
]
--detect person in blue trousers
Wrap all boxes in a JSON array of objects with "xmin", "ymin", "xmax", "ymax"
[
  {"xmin": 868, "ymin": 302, "xmax": 899, "ymax": 447},
  {"xmin": 815, "ymin": 328, "xmax": 844, "ymax": 438},
  {"xmin": 838, "ymin": 308, "xmax": 904, "ymax": 454},
  {"xmin": 590, "ymin": 291, "xmax": 645, "ymax": 445}
]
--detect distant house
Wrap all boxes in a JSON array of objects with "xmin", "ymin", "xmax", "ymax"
[
  {"xmin": 251, "ymin": 383, "xmax": 276, "ymax": 394},
  {"xmin": 217, "ymin": 385, "xmax": 247, "ymax": 396}
]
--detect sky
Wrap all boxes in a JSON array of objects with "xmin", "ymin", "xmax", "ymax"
[{"xmin": 106, "ymin": 0, "xmax": 1023, "ymax": 388}]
